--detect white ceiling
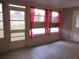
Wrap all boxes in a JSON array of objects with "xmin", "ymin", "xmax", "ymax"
[
  {"xmin": 25, "ymin": 0, "xmax": 79, "ymax": 8},
  {"xmin": 2, "ymin": 0, "xmax": 79, "ymax": 8}
]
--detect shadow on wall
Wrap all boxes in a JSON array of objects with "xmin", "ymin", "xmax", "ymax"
[
  {"xmin": 62, "ymin": 28, "xmax": 79, "ymax": 42},
  {"xmin": 62, "ymin": 28, "xmax": 72, "ymax": 41}
]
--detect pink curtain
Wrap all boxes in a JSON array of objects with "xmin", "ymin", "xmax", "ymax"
[
  {"xmin": 29, "ymin": 7, "xmax": 35, "ymax": 38},
  {"xmin": 58, "ymin": 9, "xmax": 61, "ymax": 34},
  {"xmin": 48, "ymin": 10, "xmax": 52, "ymax": 35},
  {"xmin": 44, "ymin": 9, "xmax": 48, "ymax": 35}
]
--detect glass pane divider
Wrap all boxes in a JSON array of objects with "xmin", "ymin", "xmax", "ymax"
[
  {"xmin": 0, "ymin": 29, "xmax": 4, "ymax": 30},
  {"xmin": 0, "ymin": 20, "xmax": 3, "ymax": 22},
  {"xmin": 11, "ymin": 36, "xmax": 25, "ymax": 38},
  {"xmin": 10, "ymin": 20, "xmax": 25, "ymax": 21}
]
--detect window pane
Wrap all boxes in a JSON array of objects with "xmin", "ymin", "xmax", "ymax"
[
  {"xmin": 50, "ymin": 27, "xmax": 59, "ymax": 32},
  {"xmin": 0, "ymin": 30, "xmax": 4, "ymax": 38},
  {"xmin": 11, "ymin": 37, "xmax": 25, "ymax": 41},
  {"xmin": 52, "ymin": 11, "xmax": 58, "ymax": 23},
  {"xmin": 52, "ymin": 11, "xmax": 58, "ymax": 17},
  {"xmin": 0, "ymin": 22, "xmax": 3, "ymax": 29},
  {"xmin": 11, "ymin": 32, "xmax": 25, "ymax": 37},
  {"xmin": 52, "ymin": 17, "xmax": 58, "ymax": 23},
  {"xmin": 0, "ymin": 3, "xmax": 4, "ymax": 38},
  {"xmin": 10, "ymin": 10, "xmax": 25, "ymax": 20},
  {"xmin": 10, "ymin": 21, "xmax": 25, "ymax": 30},
  {"xmin": 32, "ymin": 28, "xmax": 45, "ymax": 35},
  {"xmin": 51, "ymin": 23, "xmax": 58, "ymax": 27},
  {"xmin": 35, "ymin": 9, "xmax": 45, "ymax": 16},
  {"xmin": 34, "ymin": 16, "xmax": 44, "ymax": 22},
  {"xmin": 0, "ymin": 3, "xmax": 2, "ymax": 12},
  {"xmin": 0, "ymin": 13, "xmax": 3, "ymax": 21},
  {"xmin": 76, "ymin": 16, "xmax": 79, "ymax": 28}
]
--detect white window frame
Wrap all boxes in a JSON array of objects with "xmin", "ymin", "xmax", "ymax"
[
  {"xmin": 9, "ymin": 4, "xmax": 26, "ymax": 41},
  {"xmin": 0, "ymin": 3, "xmax": 4, "ymax": 38}
]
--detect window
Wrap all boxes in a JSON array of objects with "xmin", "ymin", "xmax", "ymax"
[
  {"xmin": 0, "ymin": 3, "xmax": 4, "ymax": 38},
  {"xmin": 29, "ymin": 8, "xmax": 46, "ymax": 37},
  {"xmin": 11, "ymin": 32, "xmax": 25, "ymax": 41},
  {"xmin": 10, "ymin": 4, "xmax": 26, "ymax": 41},
  {"xmin": 10, "ymin": 10, "xmax": 25, "ymax": 20},
  {"xmin": 10, "ymin": 21, "xmax": 25, "ymax": 30},
  {"xmin": 76, "ymin": 16, "xmax": 79, "ymax": 28},
  {"xmin": 50, "ymin": 11, "xmax": 59, "ymax": 33},
  {"xmin": 34, "ymin": 9, "xmax": 45, "ymax": 22},
  {"xmin": 32, "ymin": 28, "xmax": 45, "ymax": 35},
  {"xmin": 10, "ymin": 10, "xmax": 25, "ymax": 30},
  {"xmin": 29, "ymin": 8, "xmax": 61, "ymax": 38}
]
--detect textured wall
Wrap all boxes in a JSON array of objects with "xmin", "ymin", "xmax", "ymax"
[
  {"xmin": 0, "ymin": 2, "xmax": 10, "ymax": 53},
  {"xmin": 61, "ymin": 8, "xmax": 73, "ymax": 41},
  {"xmin": 61, "ymin": 7, "xmax": 79, "ymax": 42}
]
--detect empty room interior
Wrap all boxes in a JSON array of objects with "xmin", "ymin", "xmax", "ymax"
[{"xmin": 0, "ymin": 0, "xmax": 79, "ymax": 59}]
